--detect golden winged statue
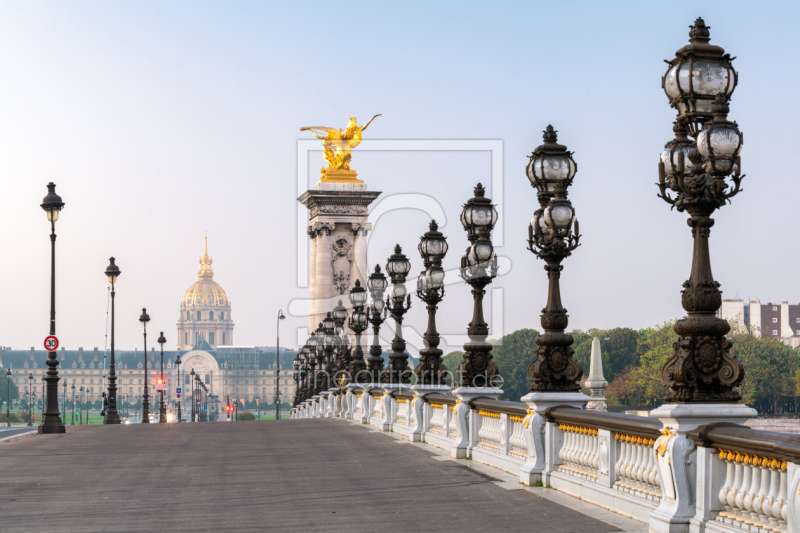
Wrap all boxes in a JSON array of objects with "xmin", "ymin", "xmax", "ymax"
[{"xmin": 301, "ymin": 114, "xmax": 381, "ymax": 182}]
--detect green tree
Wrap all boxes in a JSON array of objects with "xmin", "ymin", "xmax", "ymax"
[
  {"xmin": 441, "ymin": 351, "xmax": 464, "ymax": 378},
  {"xmin": 730, "ymin": 322, "xmax": 800, "ymax": 410},
  {"xmin": 606, "ymin": 321, "xmax": 676, "ymax": 406},
  {"xmin": 491, "ymin": 328, "xmax": 540, "ymax": 402},
  {"xmin": 0, "ymin": 368, "xmax": 19, "ymax": 409}
]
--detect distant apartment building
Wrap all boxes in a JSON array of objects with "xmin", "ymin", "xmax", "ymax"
[{"xmin": 718, "ymin": 299, "xmax": 800, "ymax": 348}]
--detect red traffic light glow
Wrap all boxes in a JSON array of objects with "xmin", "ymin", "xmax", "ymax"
[{"xmin": 156, "ymin": 378, "xmax": 164, "ymax": 385}]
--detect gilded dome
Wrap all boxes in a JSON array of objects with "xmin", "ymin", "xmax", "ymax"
[{"xmin": 182, "ymin": 237, "xmax": 229, "ymax": 308}]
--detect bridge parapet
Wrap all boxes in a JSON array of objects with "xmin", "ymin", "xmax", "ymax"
[{"xmin": 291, "ymin": 390, "xmax": 800, "ymax": 532}]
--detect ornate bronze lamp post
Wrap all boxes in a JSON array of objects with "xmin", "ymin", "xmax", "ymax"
[
  {"xmin": 175, "ymin": 354, "xmax": 182, "ymax": 422},
  {"xmin": 348, "ymin": 280, "xmax": 369, "ymax": 383},
  {"xmin": 456, "ymin": 184, "xmax": 499, "ymax": 389},
  {"xmin": 189, "ymin": 369, "xmax": 195, "ymax": 422},
  {"xmin": 157, "ymin": 332, "xmax": 167, "ymax": 423},
  {"xmin": 39, "ymin": 182, "xmax": 66, "ymax": 434},
  {"xmin": 139, "ymin": 308, "xmax": 151, "ymax": 423},
  {"xmin": 6, "ymin": 368, "xmax": 11, "ymax": 427},
  {"xmin": 27, "ymin": 373, "xmax": 33, "ymax": 426},
  {"xmin": 380, "ymin": 246, "xmax": 412, "ymax": 385},
  {"xmin": 79, "ymin": 386, "xmax": 84, "ymax": 424},
  {"xmin": 656, "ymin": 18, "xmax": 745, "ymax": 402},
  {"xmin": 415, "ymin": 221, "xmax": 449, "ymax": 386},
  {"xmin": 103, "ymin": 257, "xmax": 122, "ymax": 424},
  {"xmin": 275, "ymin": 309, "xmax": 285, "ymax": 421},
  {"xmin": 71, "ymin": 383, "xmax": 75, "ymax": 425},
  {"xmin": 525, "ymin": 126, "xmax": 583, "ymax": 392},
  {"xmin": 649, "ymin": 21, "xmax": 754, "ymax": 531},
  {"xmin": 331, "ymin": 301, "xmax": 349, "ymax": 377},
  {"xmin": 366, "ymin": 266, "xmax": 388, "ymax": 383}
]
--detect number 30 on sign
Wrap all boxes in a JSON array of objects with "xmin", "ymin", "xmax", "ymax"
[{"xmin": 44, "ymin": 335, "xmax": 59, "ymax": 351}]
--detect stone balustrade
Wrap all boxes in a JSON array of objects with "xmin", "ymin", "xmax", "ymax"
[{"xmin": 290, "ymin": 391, "xmax": 800, "ymax": 533}]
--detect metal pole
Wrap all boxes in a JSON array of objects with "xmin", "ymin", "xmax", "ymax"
[
  {"xmin": 105, "ymin": 275, "xmax": 120, "ymax": 423},
  {"xmin": 27, "ymin": 375, "xmax": 32, "ymax": 426}
]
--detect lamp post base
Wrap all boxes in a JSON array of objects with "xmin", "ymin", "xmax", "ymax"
[{"xmin": 38, "ymin": 423, "xmax": 66, "ymax": 434}]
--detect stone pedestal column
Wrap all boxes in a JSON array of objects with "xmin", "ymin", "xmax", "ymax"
[
  {"xmin": 649, "ymin": 402, "xmax": 756, "ymax": 533},
  {"xmin": 299, "ymin": 183, "xmax": 380, "ymax": 332}
]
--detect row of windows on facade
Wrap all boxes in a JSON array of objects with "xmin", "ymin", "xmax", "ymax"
[
  {"xmin": 183, "ymin": 332, "xmax": 225, "ymax": 345},
  {"xmin": 185, "ymin": 311, "xmax": 226, "ymax": 321},
  {"xmin": 771, "ymin": 330, "xmax": 800, "ymax": 336}
]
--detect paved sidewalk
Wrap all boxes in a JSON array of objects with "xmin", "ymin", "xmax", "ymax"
[{"xmin": 0, "ymin": 419, "xmax": 621, "ymax": 532}]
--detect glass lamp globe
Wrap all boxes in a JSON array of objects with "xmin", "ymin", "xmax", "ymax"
[
  {"xmin": 460, "ymin": 183, "xmax": 498, "ymax": 236},
  {"xmin": 696, "ymin": 96, "xmax": 743, "ymax": 176},
  {"xmin": 368, "ymin": 265, "xmax": 388, "ymax": 293},
  {"xmin": 418, "ymin": 220, "xmax": 449, "ymax": 265},
  {"xmin": 386, "ymin": 245, "xmax": 411, "ymax": 279},
  {"xmin": 544, "ymin": 203, "xmax": 575, "ymax": 230},
  {"xmin": 391, "ymin": 283, "xmax": 407, "ymax": 301},
  {"xmin": 332, "ymin": 301, "xmax": 348, "ymax": 323},
  {"xmin": 322, "ymin": 313, "xmax": 335, "ymax": 333},
  {"xmin": 371, "ymin": 298, "xmax": 385, "ymax": 314},
  {"xmin": 663, "ymin": 19, "xmax": 736, "ymax": 130},
  {"xmin": 348, "ymin": 279, "xmax": 368, "ymax": 308},
  {"xmin": 526, "ymin": 126, "xmax": 577, "ymax": 194},
  {"xmin": 429, "ymin": 267, "xmax": 445, "ymax": 289}
]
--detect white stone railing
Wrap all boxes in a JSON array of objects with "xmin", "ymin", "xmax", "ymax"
[
  {"xmin": 429, "ymin": 403, "xmax": 446, "ymax": 434},
  {"xmin": 614, "ymin": 432, "xmax": 660, "ymax": 502},
  {"xmin": 291, "ymin": 391, "xmax": 800, "ymax": 533},
  {"xmin": 558, "ymin": 424, "xmax": 599, "ymax": 480},
  {"xmin": 477, "ymin": 410, "xmax": 502, "ymax": 451},
  {"xmin": 716, "ymin": 450, "xmax": 788, "ymax": 531}
]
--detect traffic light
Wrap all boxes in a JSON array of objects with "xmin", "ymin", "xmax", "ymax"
[{"xmin": 156, "ymin": 377, "xmax": 164, "ymax": 386}]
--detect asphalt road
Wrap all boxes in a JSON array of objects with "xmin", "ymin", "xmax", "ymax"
[
  {"xmin": 0, "ymin": 419, "xmax": 619, "ymax": 532},
  {"xmin": 0, "ymin": 427, "xmax": 36, "ymax": 440}
]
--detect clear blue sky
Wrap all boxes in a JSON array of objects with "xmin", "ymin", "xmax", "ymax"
[{"xmin": 0, "ymin": 1, "xmax": 797, "ymax": 355}]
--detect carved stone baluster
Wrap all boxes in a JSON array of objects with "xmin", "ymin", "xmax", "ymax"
[
  {"xmin": 774, "ymin": 460, "xmax": 787, "ymax": 531},
  {"xmin": 742, "ymin": 456, "xmax": 760, "ymax": 527},
  {"xmin": 718, "ymin": 450, "xmax": 734, "ymax": 519},
  {"xmin": 754, "ymin": 456, "xmax": 771, "ymax": 528},
  {"xmin": 737, "ymin": 456, "xmax": 753, "ymax": 524}
]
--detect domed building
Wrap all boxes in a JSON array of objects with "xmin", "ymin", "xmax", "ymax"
[{"xmin": 176, "ymin": 238, "xmax": 234, "ymax": 350}]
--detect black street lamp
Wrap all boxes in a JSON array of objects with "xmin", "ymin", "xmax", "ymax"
[
  {"xmin": 5, "ymin": 368, "xmax": 11, "ymax": 427},
  {"xmin": 657, "ymin": 19, "xmax": 745, "ymax": 402},
  {"xmin": 303, "ymin": 336, "xmax": 316, "ymax": 398},
  {"xmin": 175, "ymin": 354, "xmax": 182, "ymax": 423},
  {"xmin": 321, "ymin": 313, "xmax": 336, "ymax": 390},
  {"xmin": 104, "ymin": 257, "xmax": 121, "ymax": 424},
  {"xmin": 157, "ymin": 332, "xmax": 167, "ymax": 423},
  {"xmin": 27, "ymin": 373, "xmax": 33, "ymax": 427},
  {"xmin": 139, "ymin": 308, "xmax": 151, "ymax": 423},
  {"xmin": 190, "ymin": 369, "xmax": 195, "ymax": 422},
  {"xmin": 380, "ymin": 247, "xmax": 412, "ymax": 385},
  {"xmin": 366, "ymin": 266, "xmax": 388, "ymax": 383},
  {"xmin": 40, "ymin": 182, "xmax": 66, "ymax": 434},
  {"xmin": 415, "ymin": 220, "xmax": 449, "ymax": 385},
  {"xmin": 275, "ymin": 309, "xmax": 285, "ymax": 421},
  {"xmin": 457, "ymin": 183, "xmax": 500, "ymax": 388},
  {"xmin": 79, "ymin": 386, "xmax": 84, "ymax": 424},
  {"xmin": 347, "ymin": 280, "xmax": 369, "ymax": 384},
  {"xmin": 526, "ymin": 127, "xmax": 584, "ymax": 392},
  {"xmin": 62, "ymin": 379, "xmax": 66, "ymax": 422},
  {"xmin": 71, "ymin": 383, "xmax": 75, "ymax": 425},
  {"xmin": 331, "ymin": 301, "xmax": 349, "ymax": 378}
]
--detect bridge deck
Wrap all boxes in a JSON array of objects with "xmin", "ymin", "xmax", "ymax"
[{"xmin": 0, "ymin": 419, "xmax": 631, "ymax": 532}]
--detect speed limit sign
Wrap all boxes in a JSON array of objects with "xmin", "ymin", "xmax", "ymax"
[{"xmin": 44, "ymin": 335, "xmax": 59, "ymax": 351}]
